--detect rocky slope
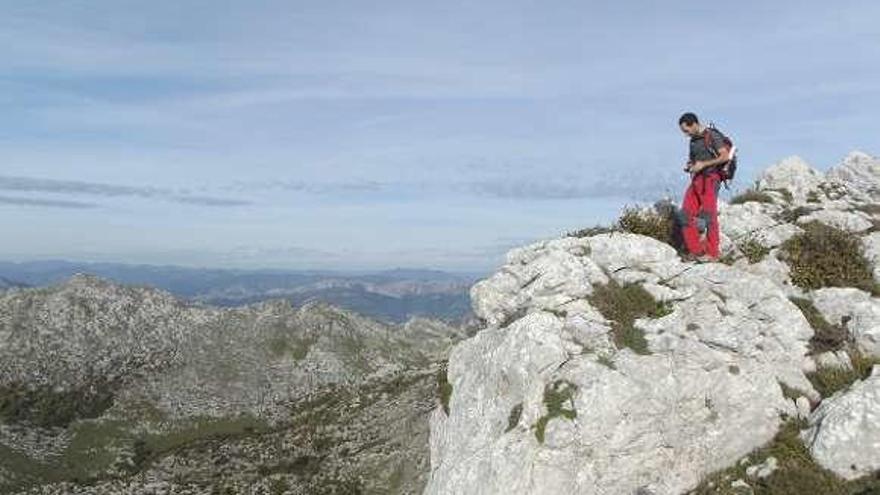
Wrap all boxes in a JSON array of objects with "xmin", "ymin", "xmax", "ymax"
[
  {"xmin": 425, "ymin": 151, "xmax": 880, "ymax": 494},
  {"xmin": 0, "ymin": 276, "xmax": 465, "ymax": 493}
]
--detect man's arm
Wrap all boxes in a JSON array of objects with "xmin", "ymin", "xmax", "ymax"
[{"xmin": 692, "ymin": 132, "xmax": 730, "ymax": 172}]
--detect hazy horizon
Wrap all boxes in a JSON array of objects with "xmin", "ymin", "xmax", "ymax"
[{"xmin": 2, "ymin": 1, "xmax": 878, "ymax": 271}]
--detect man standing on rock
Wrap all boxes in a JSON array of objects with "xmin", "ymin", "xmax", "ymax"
[{"xmin": 677, "ymin": 112, "xmax": 732, "ymax": 262}]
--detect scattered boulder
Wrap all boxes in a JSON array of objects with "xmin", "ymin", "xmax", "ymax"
[{"xmin": 801, "ymin": 366, "xmax": 880, "ymax": 480}]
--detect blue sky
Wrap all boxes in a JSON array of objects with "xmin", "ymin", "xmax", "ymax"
[{"xmin": 0, "ymin": 1, "xmax": 877, "ymax": 272}]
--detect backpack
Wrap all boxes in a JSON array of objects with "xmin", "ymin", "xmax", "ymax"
[{"xmin": 703, "ymin": 123, "xmax": 738, "ymax": 188}]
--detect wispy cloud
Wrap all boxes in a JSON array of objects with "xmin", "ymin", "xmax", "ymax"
[
  {"xmin": 0, "ymin": 175, "xmax": 251, "ymax": 207},
  {"xmin": 0, "ymin": 195, "xmax": 97, "ymax": 209},
  {"xmin": 467, "ymin": 168, "xmax": 684, "ymax": 202},
  {"xmin": 227, "ymin": 179, "xmax": 388, "ymax": 195}
]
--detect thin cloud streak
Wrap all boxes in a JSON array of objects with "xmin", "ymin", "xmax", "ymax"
[
  {"xmin": 0, "ymin": 175, "xmax": 251, "ymax": 207},
  {"xmin": 0, "ymin": 195, "xmax": 98, "ymax": 209}
]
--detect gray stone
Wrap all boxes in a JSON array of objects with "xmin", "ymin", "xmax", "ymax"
[{"xmin": 802, "ymin": 366, "xmax": 880, "ymax": 480}]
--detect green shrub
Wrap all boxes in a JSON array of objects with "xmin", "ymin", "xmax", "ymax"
[
  {"xmin": 589, "ymin": 280, "xmax": 670, "ymax": 355},
  {"xmin": 0, "ymin": 376, "xmax": 118, "ymax": 428},
  {"xmin": 788, "ymin": 297, "xmax": 848, "ymax": 354},
  {"xmin": 807, "ymin": 348, "xmax": 880, "ymax": 398},
  {"xmin": 566, "ymin": 225, "xmax": 616, "ymax": 238},
  {"xmin": 739, "ymin": 239, "xmax": 771, "ymax": 264},
  {"xmin": 763, "ymin": 188, "xmax": 794, "ymax": 203},
  {"xmin": 533, "ymin": 380, "xmax": 577, "ymax": 444},
  {"xmin": 780, "ymin": 222, "xmax": 880, "ymax": 295},
  {"xmin": 690, "ymin": 418, "xmax": 880, "ymax": 494},
  {"xmin": 566, "ymin": 200, "xmax": 680, "ymax": 250},
  {"xmin": 616, "ymin": 205, "xmax": 677, "ymax": 247},
  {"xmin": 777, "ymin": 206, "xmax": 815, "ymax": 224},
  {"xmin": 730, "ymin": 189, "xmax": 775, "ymax": 205}
]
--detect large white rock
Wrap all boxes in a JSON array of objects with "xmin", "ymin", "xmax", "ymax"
[
  {"xmin": 810, "ymin": 288, "xmax": 880, "ymax": 359},
  {"xmin": 470, "ymin": 237, "xmax": 607, "ymax": 327},
  {"xmin": 427, "ymin": 233, "xmax": 817, "ymax": 495},
  {"xmin": 719, "ymin": 203, "xmax": 802, "ymax": 248},
  {"xmin": 826, "ymin": 151, "xmax": 880, "ymax": 202},
  {"xmin": 756, "ymin": 156, "xmax": 825, "ymax": 203},
  {"xmin": 801, "ymin": 366, "xmax": 880, "ymax": 480}
]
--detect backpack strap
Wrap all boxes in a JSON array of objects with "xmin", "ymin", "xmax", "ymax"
[{"xmin": 703, "ymin": 129, "xmax": 715, "ymax": 157}]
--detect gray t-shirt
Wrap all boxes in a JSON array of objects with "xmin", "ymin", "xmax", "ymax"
[{"xmin": 689, "ymin": 128, "xmax": 726, "ymax": 163}]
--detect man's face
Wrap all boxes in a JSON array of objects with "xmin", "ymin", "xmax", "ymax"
[{"xmin": 680, "ymin": 122, "xmax": 700, "ymax": 137}]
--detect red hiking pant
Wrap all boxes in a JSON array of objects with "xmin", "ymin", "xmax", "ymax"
[{"xmin": 680, "ymin": 170, "xmax": 722, "ymax": 258}]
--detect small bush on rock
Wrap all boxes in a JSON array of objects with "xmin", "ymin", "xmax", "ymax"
[
  {"xmin": 690, "ymin": 418, "xmax": 880, "ymax": 494},
  {"xmin": 776, "ymin": 206, "xmax": 815, "ymax": 224},
  {"xmin": 566, "ymin": 225, "xmax": 616, "ymax": 238},
  {"xmin": 739, "ymin": 239, "xmax": 771, "ymax": 264},
  {"xmin": 565, "ymin": 200, "xmax": 680, "ymax": 251},
  {"xmin": 807, "ymin": 348, "xmax": 880, "ymax": 398},
  {"xmin": 730, "ymin": 189, "xmax": 775, "ymax": 205},
  {"xmin": 589, "ymin": 280, "xmax": 670, "ymax": 355},
  {"xmin": 780, "ymin": 222, "xmax": 879, "ymax": 295},
  {"xmin": 788, "ymin": 297, "xmax": 848, "ymax": 354},
  {"xmin": 616, "ymin": 204, "xmax": 678, "ymax": 248},
  {"xmin": 533, "ymin": 380, "xmax": 577, "ymax": 444}
]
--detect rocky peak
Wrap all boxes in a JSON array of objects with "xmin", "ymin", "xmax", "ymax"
[{"xmin": 426, "ymin": 151, "xmax": 880, "ymax": 494}]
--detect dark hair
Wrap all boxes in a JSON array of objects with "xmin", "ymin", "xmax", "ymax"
[{"xmin": 678, "ymin": 112, "xmax": 699, "ymax": 126}]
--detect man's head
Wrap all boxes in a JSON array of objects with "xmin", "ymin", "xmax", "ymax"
[{"xmin": 678, "ymin": 112, "xmax": 702, "ymax": 137}]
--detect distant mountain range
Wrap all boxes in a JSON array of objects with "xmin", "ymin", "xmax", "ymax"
[
  {"xmin": 0, "ymin": 260, "xmax": 483, "ymax": 323},
  {"xmin": 0, "ymin": 274, "xmax": 468, "ymax": 493}
]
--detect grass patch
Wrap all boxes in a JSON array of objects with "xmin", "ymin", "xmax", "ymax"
[
  {"xmin": 778, "ymin": 381, "xmax": 809, "ymax": 402},
  {"xmin": 788, "ymin": 296, "xmax": 848, "ymax": 354},
  {"xmin": 730, "ymin": 189, "xmax": 775, "ymax": 205},
  {"xmin": 807, "ymin": 348, "xmax": 880, "ymax": 398},
  {"xmin": 589, "ymin": 280, "xmax": 670, "ymax": 355},
  {"xmin": 780, "ymin": 222, "xmax": 880, "ymax": 295},
  {"xmin": 566, "ymin": 225, "xmax": 616, "ymax": 238},
  {"xmin": 437, "ymin": 362, "xmax": 453, "ymax": 415},
  {"xmin": 763, "ymin": 188, "xmax": 794, "ymax": 203},
  {"xmin": 616, "ymin": 204, "xmax": 678, "ymax": 248},
  {"xmin": 0, "ymin": 376, "xmax": 119, "ymax": 428},
  {"xmin": 739, "ymin": 239, "xmax": 771, "ymax": 264},
  {"xmin": 690, "ymin": 418, "xmax": 880, "ymax": 494},
  {"xmin": 506, "ymin": 403, "xmax": 523, "ymax": 432},
  {"xmin": 777, "ymin": 206, "xmax": 815, "ymax": 224},
  {"xmin": 854, "ymin": 203, "xmax": 880, "ymax": 216},
  {"xmin": 566, "ymin": 200, "xmax": 680, "ymax": 250},
  {"xmin": 718, "ymin": 252, "xmax": 738, "ymax": 265},
  {"xmin": 533, "ymin": 380, "xmax": 577, "ymax": 444},
  {"xmin": 597, "ymin": 354, "xmax": 616, "ymax": 369}
]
